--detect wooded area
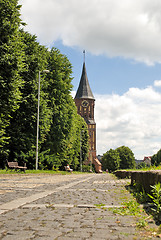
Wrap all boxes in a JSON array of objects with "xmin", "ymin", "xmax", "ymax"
[{"xmin": 0, "ymin": 0, "xmax": 89, "ymax": 170}]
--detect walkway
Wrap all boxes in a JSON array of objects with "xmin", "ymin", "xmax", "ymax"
[{"xmin": 0, "ymin": 173, "xmax": 158, "ymax": 239}]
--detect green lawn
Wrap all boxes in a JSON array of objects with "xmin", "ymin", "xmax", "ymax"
[
  {"xmin": 0, "ymin": 169, "xmax": 87, "ymax": 175},
  {"xmin": 129, "ymin": 166, "xmax": 161, "ymax": 171}
]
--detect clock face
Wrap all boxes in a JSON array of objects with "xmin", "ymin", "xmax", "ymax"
[{"xmin": 82, "ymin": 100, "xmax": 89, "ymax": 107}]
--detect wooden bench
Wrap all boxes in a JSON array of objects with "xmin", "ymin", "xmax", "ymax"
[
  {"xmin": 64, "ymin": 166, "xmax": 73, "ymax": 173},
  {"xmin": 7, "ymin": 161, "xmax": 27, "ymax": 172}
]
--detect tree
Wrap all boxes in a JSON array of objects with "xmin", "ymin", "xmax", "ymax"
[
  {"xmin": 80, "ymin": 117, "xmax": 89, "ymax": 165},
  {"xmin": 116, "ymin": 146, "xmax": 135, "ymax": 169},
  {"xmin": 0, "ymin": 1, "xmax": 89, "ymax": 170},
  {"xmin": 0, "ymin": 0, "xmax": 25, "ymax": 166},
  {"xmin": 151, "ymin": 149, "xmax": 161, "ymax": 166},
  {"xmin": 102, "ymin": 149, "xmax": 120, "ymax": 172},
  {"xmin": 39, "ymin": 48, "xmax": 74, "ymax": 168},
  {"xmin": 6, "ymin": 30, "xmax": 50, "ymax": 169},
  {"xmin": 62, "ymin": 114, "xmax": 89, "ymax": 171},
  {"xmin": 39, "ymin": 48, "xmax": 89, "ymax": 170}
]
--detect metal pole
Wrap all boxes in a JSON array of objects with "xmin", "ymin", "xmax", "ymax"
[
  {"xmin": 35, "ymin": 70, "xmax": 49, "ymax": 170},
  {"xmin": 90, "ymin": 151, "xmax": 92, "ymax": 172},
  {"xmin": 80, "ymin": 130, "xmax": 82, "ymax": 172},
  {"xmin": 36, "ymin": 71, "xmax": 40, "ymax": 170}
]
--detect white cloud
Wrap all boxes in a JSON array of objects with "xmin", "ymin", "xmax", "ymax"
[
  {"xmin": 19, "ymin": 0, "xmax": 161, "ymax": 159},
  {"xmin": 19, "ymin": 0, "xmax": 161, "ymax": 64},
  {"xmin": 125, "ymin": 87, "xmax": 161, "ymax": 103},
  {"xmin": 95, "ymin": 87, "xmax": 161, "ymax": 159},
  {"xmin": 154, "ymin": 80, "xmax": 161, "ymax": 87},
  {"xmin": 72, "ymin": 87, "xmax": 161, "ymax": 160}
]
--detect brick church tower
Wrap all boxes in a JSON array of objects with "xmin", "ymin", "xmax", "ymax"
[{"xmin": 74, "ymin": 58, "xmax": 102, "ymax": 173}]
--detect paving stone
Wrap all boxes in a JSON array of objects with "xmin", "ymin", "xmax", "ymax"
[
  {"xmin": 1, "ymin": 231, "xmax": 35, "ymax": 240},
  {"xmin": 57, "ymin": 237, "xmax": 82, "ymax": 240},
  {"xmin": 67, "ymin": 229, "xmax": 91, "ymax": 238},
  {"xmin": 0, "ymin": 210, "xmax": 7, "ymax": 214},
  {"xmin": 0, "ymin": 173, "xmax": 159, "ymax": 239}
]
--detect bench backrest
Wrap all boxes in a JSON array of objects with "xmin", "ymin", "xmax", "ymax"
[
  {"xmin": 8, "ymin": 162, "xmax": 18, "ymax": 167},
  {"xmin": 65, "ymin": 166, "xmax": 70, "ymax": 170}
]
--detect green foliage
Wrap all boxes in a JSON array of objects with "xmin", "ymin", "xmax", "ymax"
[
  {"xmin": 6, "ymin": 30, "xmax": 50, "ymax": 165},
  {"xmin": 38, "ymin": 150, "xmax": 62, "ymax": 170},
  {"xmin": 102, "ymin": 149, "xmax": 120, "ymax": 172},
  {"xmin": 79, "ymin": 117, "xmax": 89, "ymax": 164},
  {"xmin": 131, "ymin": 182, "xmax": 161, "ymax": 222},
  {"xmin": 111, "ymin": 199, "xmax": 143, "ymax": 216},
  {"xmin": 136, "ymin": 219, "xmax": 147, "ymax": 229},
  {"xmin": 130, "ymin": 183, "xmax": 149, "ymax": 203},
  {"xmin": 0, "ymin": 2, "xmax": 89, "ymax": 170},
  {"xmin": 151, "ymin": 149, "xmax": 161, "ymax": 166},
  {"xmin": 148, "ymin": 183, "xmax": 161, "ymax": 221},
  {"xmin": 94, "ymin": 203, "xmax": 106, "ymax": 209},
  {"xmin": 82, "ymin": 164, "xmax": 92, "ymax": 172},
  {"xmin": 137, "ymin": 162, "xmax": 148, "ymax": 169},
  {"xmin": 41, "ymin": 48, "xmax": 89, "ymax": 170},
  {"xmin": 0, "ymin": 0, "xmax": 25, "ymax": 164},
  {"xmin": 41, "ymin": 48, "xmax": 74, "ymax": 166},
  {"xmin": 0, "ymin": 169, "xmax": 82, "ymax": 175},
  {"xmin": 116, "ymin": 146, "xmax": 136, "ymax": 169},
  {"xmin": 102, "ymin": 146, "xmax": 135, "ymax": 172}
]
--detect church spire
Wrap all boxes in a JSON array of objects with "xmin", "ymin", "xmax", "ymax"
[
  {"xmin": 83, "ymin": 50, "xmax": 85, "ymax": 63},
  {"xmin": 75, "ymin": 52, "xmax": 94, "ymax": 100}
]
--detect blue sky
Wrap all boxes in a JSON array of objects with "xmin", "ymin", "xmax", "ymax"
[
  {"xmin": 53, "ymin": 41, "xmax": 161, "ymax": 95},
  {"xmin": 19, "ymin": 0, "xmax": 161, "ymax": 159}
]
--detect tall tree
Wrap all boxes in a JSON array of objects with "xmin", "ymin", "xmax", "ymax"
[
  {"xmin": 116, "ymin": 146, "xmax": 136, "ymax": 169},
  {"xmin": 102, "ymin": 149, "xmax": 120, "ymax": 172},
  {"xmin": 0, "ymin": 1, "xmax": 89, "ymax": 170},
  {"xmin": 40, "ymin": 48, "xmax": 89, "ymax": 170},
  {"xmin": 151, "ymin": 149, "xmax": 161, "ymax": 166},
  {"xmin": 6, "ymin": 30, "xmax": 51, "ymax": 168},
  {"xmin": 0, "ymin": 0, "xmax": 25, "ymax": 166},
  {"xmin": 68, "ymin": 114, "xmax": 89, "ymax": 170}
]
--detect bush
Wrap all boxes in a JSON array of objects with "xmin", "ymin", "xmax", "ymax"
[
  {"xmin": 102, "ymin": 149, "xmax": 120, "ymax": 172},
  {"xmin": 116, "ymin": 146, "xmax": 136, "ymax": 169}
]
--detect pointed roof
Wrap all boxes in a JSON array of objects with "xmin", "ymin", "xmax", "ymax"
[{"xmin": 75, "ymin": 62, "xmax": 94, "ymax": 99}]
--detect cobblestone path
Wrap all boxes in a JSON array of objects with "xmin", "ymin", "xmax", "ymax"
[{"xmin": 0, "ymin": 173, "xmax": 158, "ymax": 239}]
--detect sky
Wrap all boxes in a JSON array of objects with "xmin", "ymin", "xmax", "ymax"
[{"xmin": 19, "ymin": 0, "xmax": 161, "ymax": 160}]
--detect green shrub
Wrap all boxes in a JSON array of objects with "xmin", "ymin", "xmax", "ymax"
[{"xmin": 148, "ymin": 183, "xmax": 161, "ymax": 221}]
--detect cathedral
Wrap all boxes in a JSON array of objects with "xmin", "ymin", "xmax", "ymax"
[{"xmin": 74, "ymin": 58, "xmax": 102, "ymax": 173}]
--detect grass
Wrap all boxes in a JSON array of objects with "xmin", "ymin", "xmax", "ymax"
[
  {"xmin": 0, "ymin": 169, "xmax": 89, "ymax": 175},
  {"xmin": 109, "ymin": 192, "xmax": 160, "ymax": 238},
  {"xmin": 124, "ymin": 165, "xmax": 161, "ymax": 171},
  {"xmin": 94, "ymin": 203, "xmax": 107, "ymax": 210},
  {"xmin": 110, "ymin": 199, "xmax": 143, "ymax": 216},
  {"xmin": 113, "ymin": 176, "xmax": 161, "ymax": 238}
]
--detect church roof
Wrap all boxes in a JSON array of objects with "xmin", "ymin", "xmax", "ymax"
[{"xmin": 75, "ymin": 62, "xmax": 95, "ymax": 100}]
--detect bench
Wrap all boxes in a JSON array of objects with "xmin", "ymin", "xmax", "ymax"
[
  {"xmin": 7, "ymin": 161, "xmax": 27, "ymax": 172},
  {"xmin": 64, "ymin": 166, "xmax": 73, "ymax": 173}
]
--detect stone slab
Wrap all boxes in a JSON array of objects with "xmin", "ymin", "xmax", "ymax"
[
  {"xmin": 0, "ymin": 209, "xmax": 7, "ymax": 214},
  {"xmin": 21, "ymin": 203, "xmax": 124, "ymax": 209},
  {"xmin": 0, "ymin": 175, "xmax": 94, "ymax": 213}
]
